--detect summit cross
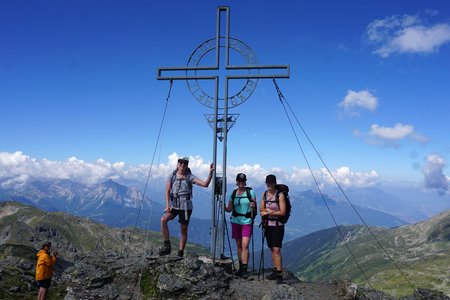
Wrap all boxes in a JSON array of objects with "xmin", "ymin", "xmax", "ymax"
[{"xmin": 157, "ymin": 6, "xmax": 290, "ymax": 259}]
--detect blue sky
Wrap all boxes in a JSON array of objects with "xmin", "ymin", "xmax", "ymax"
[{"xmin": 1, "ymin": 0, "xmax": 449, "ymax": 194}]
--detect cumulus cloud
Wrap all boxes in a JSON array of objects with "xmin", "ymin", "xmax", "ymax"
[
  {"xmin": 366, "ymin": 13, "xmax": 450, "ymax": 57},
  {"xmin": 370, "ymin": 123, "xmax": 414, "ymax": 140},
  {"xmin": 0, "ymin": 151, "xmax": 149, "ymax": 185},
  {"xmin": 422, "ymin": 154, "xmax": 449, "ymax": 195},
  {"xmin": 338, "ymin": 89, "xmax": 378, "ymax": 117},
  {"xmin": 279, "ymin": 166, "xmax": 379, "ymax": 189},
  {"xmin": 0, "ymin": 151, "xmax": 380, "ymax": 189},
  {"xmin": 355, "ymin": 123, "xmax": 428, "ymax": 148}
]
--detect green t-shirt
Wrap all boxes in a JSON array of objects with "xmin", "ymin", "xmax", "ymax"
[{"xmin": 228, "ymin": 188, "xmax": 256, "ymax": 225}]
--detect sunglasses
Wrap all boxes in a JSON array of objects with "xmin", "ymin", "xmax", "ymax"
[{"xmin": 178, "ymin": 161, "xmax": 188, "ymax": 165}]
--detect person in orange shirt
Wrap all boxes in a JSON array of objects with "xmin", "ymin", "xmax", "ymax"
[{"xmin": 35, "ymin": 241, "xmax": 57, "ymax": 300}]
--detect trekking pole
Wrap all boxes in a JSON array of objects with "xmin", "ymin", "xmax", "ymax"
[
  {"xmin": 258, "ymin": 224, "xmax": 265, "ymax": 280},
  {"xmin": 251, "ymin": 222, "xmax": 255, "ymax": 274},
  {"xmin": 261, "ymin": 225, "xmax": 266, "ymax": 281},
  {"xmin": 224, "ymin": 216, "xmax": 236, "ymax": 272},
  {"xmin": 251, "ymin": 201, "xmax": 255, "ymax": 274},
  {"xmin": 212, "ymin": 194, "xmax": 221, "ymax": 264}
]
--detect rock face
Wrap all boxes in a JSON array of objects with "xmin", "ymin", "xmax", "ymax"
[
  {"xmin": 2, "ymin": 247, "xmax": 449, "ymax": 300},
  {"xmin": 0, "ymin": 246, "xmax": 353, "ymax": 300},
  {"xmin": 1, "ymin": 202, "xmax": 449, "ymax": 300}
]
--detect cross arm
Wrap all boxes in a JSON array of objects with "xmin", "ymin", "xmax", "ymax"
[
  {"xmin": 226, "ymin": 64, "xmax": 290, "ymax": 79},
  {"xmin": 157, "ymin": 66, "xmax": 218, "ymax": 81}
]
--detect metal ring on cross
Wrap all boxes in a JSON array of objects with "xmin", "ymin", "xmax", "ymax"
[{"xmin": 185, "ymin": 37, "xmax": 259, "ymax": 109}]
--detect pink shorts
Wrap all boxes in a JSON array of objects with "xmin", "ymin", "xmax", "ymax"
[{"xmin": 231, "ymin": 223, "xmax": 253, "ymax": 240}]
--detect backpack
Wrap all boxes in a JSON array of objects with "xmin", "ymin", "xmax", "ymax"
[
  {"xmin": 263, "ymin": 184, "xmax": 291, "ymax": 224},
  {"xmin": 231, "ymin": 187, "xmax": 257, "ymax": 219},
  {"xmin": 170, "ymin": 168, "xmax": 193, "ymax": 199}
]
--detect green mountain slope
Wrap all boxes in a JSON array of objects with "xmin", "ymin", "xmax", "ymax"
[
  {"xmin": 1, "ymin": 201, "xmax": 156, "ymax": 253},
  {"xmin": 0, "ymin": 201, "xmax": 206, "ymax": 255},
  {"xmin": 283, "ymin": 209, "xmax": 450, "ymax": 297},
  {"xmin": 0, "ymin": 201, "xmax": 208, "ymax": 299}
]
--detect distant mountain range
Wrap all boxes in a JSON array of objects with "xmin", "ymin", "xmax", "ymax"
[
  {"xmin": 0, "ymin": 177, "xmax": 416, "ymax": 248},
  {"xmin": 324, "ymin": 186, "xmax": 431, "ymax": 222},
  {"xmin": 0, "ymin": 177, "xmax": 213, "ymax": 246},
  {"xmin": 273, "ymin": 209, "xmax": 450, "ymax": 298},
  {"xmin": 284, "ymin": 189, "xmax": 407, "ymax": 239}
]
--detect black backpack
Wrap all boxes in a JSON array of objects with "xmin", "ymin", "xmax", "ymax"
[
  {"xmin": 231, "ymin": 187, "xmax": 257, "ymax": 219},
  {"xmin": 264, "ymin": 184, "xmax": 291, "ymax": 224}
]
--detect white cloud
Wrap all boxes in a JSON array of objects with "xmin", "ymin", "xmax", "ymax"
[
  {"xmin": 0, "ymin": 151, "xmax": 380, "ymax": 189},
  {"xmin": 0, "ymin": 151, "xmax": 148, "ymax": 185},
  {"xmin": 422, "ymin": 154, "xmax": 449, "ymax": 195},
  {"xmin": 355, "ymin": 123, "xmax": 428, "ymax": 148},
  {"xmin": 370, "ymin": 123, "xmax": 414, "ymax": 140},
  {"xmin": 321, "ymin": 167, "xmax": 379, "ymax": 188},
  {"xmin": 338, "ymin": 89, "xmax": 378, "ymax": 116},
  {"xmin": 286, "ymin": 166, "xmax": 379, "ymax": 188},
  {"xmin": 366, "ymin": 14, "xmax": 450, "ymax": 57}
]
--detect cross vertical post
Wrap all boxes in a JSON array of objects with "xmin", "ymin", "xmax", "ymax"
[{"xmin": 157, "ymin": 6, "xmax": 290, "ymax": 260}]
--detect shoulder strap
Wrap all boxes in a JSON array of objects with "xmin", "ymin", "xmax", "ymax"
[
  {"xmin": 246, "ymin": 187, "xmax": 256, "ymax": 219},
  {"xmin": 231, "ymin": 188, "xmax": 238, "ymax": 200},
  {"xmin": 274, "ymin": 190, "xmax": 280, "ymax": 202},
  {"xmin": 245, "ymin": 187, "xmax": 253, "ymax": 202},
  {"xmin": 170, "ymin": 170, "xmax": 177, "ymax": 187},
  {"xmin": 231, "ymin": 188, "xmax": 238, "ymax": 212},
  {"xmin": 186, "ymin": 168, "xmax": 193, "ymax": 195}
]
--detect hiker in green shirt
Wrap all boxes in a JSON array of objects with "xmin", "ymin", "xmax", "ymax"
[{"xmin": 225, "ymin": 173, "xmax": 257, "ymax": 279}]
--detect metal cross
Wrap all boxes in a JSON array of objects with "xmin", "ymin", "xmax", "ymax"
[{"xmin": 157, "ymin": 6, "xmax": 289, "ymax": 259}]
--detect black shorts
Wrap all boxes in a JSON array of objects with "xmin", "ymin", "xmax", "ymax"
[
  {"xmin": 168, "ymin": 209, "xmax": 192, "ymax": 225},
  {"xmin": 265, "ymin": 225, "xmax": 284, "ymax": 248},
  {"xmin": 37, "ymin": 279, "xmax": 51, "ymax": 289}
]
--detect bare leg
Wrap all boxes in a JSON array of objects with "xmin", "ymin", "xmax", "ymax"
[
  {"xmin": 160, "ymin": 212, "xmax": 175, "ymax": 240},
  {"xmin": 37, "ymin": 287, "xmax": 47, "ymax": 300},
  {"xmin": 236, "ymin": 238, "xmax": 243, "ymax": 263},
  {"xmin": 241, "ymin": 237, "xmax": 250, "ymax": 265},
  {"xmin": 271, "ymin": 247, "xmax": 282, "ymax": 271},
  {"xmin": 179, "ymin": 223, "xmax": 188, "ymax": 251}
]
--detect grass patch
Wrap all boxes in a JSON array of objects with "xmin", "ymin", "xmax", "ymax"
[{"xmin": 140, "ymin": 271, "xmax": 159, "ymax": 299}]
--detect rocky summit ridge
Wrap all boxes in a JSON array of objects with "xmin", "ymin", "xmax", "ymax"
[{"xmin": 0, "ymin": 201, "xmax": 448, "ymax": 300}]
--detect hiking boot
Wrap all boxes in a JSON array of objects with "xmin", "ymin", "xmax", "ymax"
[
  {"xmin": 235, "ymin": 261, "xmax": 243, "ymax": 276},
  {"xmin": 238, "ymin": 264, "xmax": 249, "ymax": 279},
  {"xmin": 265, "ymin": 270, "xmax": 278, "ymax": 280},
  {"xmin": 276, "ymin": 275, "xmax": 283, "ymax": 284},
  {"xmin": 240, "ymin": 268, "xmax": 249, "ymax": 279},
  {"xmin": 266, "ymin": 270, "xmax": 282, "ymax": 281},
  {"xmin": 177, "ymin": 250, "xmax": 184, "ymax": 257},
  {"xmin": 159, "ymin": 240, "xmax": 171, "ymax": 256}
]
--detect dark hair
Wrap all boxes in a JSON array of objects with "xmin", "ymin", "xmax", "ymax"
[
  {"xmin": 265, "ymin": 174, "xmax": 277, "ymax": 184},
  {"xmin": 42, "ymin": 241, "xmax": 52, "ymax": 249}
]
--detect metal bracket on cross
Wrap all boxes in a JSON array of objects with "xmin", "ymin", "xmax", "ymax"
[{"xmin": 204, "ymin": 114, "xmax": 239, "ymax": 142}]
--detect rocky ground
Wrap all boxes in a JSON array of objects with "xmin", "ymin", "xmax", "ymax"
[{"xmin": 1, "ymin": 246, "xmax": 449, "ymax": 300}]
